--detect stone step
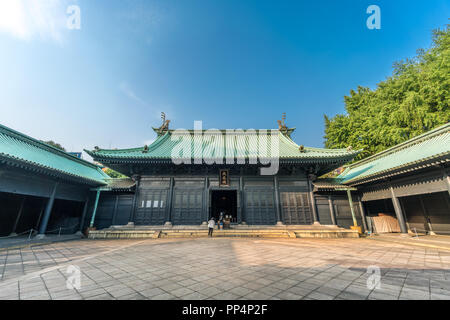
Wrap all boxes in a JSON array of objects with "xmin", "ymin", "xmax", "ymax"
[
  {"xmin": 160, "ymin": 230, "xmax": 290, "ymax": 238},
  {"xmin": 88, "ymin": 228, "xmax": 359, "ymax": 239}
]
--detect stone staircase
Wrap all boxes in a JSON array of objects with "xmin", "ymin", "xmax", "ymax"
[{"xmin": 87, "ymin": 226, "xmax": 359, "ymax": 239}]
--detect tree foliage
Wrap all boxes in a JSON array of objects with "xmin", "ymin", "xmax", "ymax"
[
  {"xmin": 103, "ymin": 167, "xmax": 128, "ymax": 178},
  {"xmin": 42, "ymin": 140, "xmax": 66, "ymax": 151},
  {"xmin": 324, "ymin": 27, "xmax": 450, "ymax": 160}
]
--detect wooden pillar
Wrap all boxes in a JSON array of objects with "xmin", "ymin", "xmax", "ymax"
[
  {"xmin": 419, "ymin": 195, "xmax": 435, "ymax": 235},
  {"xmin": 358, "ymin": 196, "xmax": 368, "ymax": 232},
  {"xmin": 346, "ymin": 189, "xmax": 358, "ymax": 227},
  {"xmin": 129, "ymin": 175, "xmax": 141, "ymax": 225},
  {"xmin": 78, "ymin": 195, "xmax": 90, "ymax": 234},
  {"xmin": 390, "ymin": 185, "xmax": 408, "ymax": 234},
  {"xmin": 37, "ymin": 182, "xmax": 58, "ymax": 238},
  {"xmin": 307, "ymin": 178, "xmax": 319, "ymax": 224},
  {"xmin": 203, "ymin": 177, "xmax": 209, "ymax": 224},
  {"xmin": 274, "ymin": 176, "xmax": 283, "ymax": 225},
  {"xmin": 111, "ymin": 195, "xmax": 119, "ymax": 225},
  {"xmin": 10, "ymin": 196, "xmax": 26, "ymax": 236},
  {"xmin": 35, "ymin": 199, "xmax": 46, "ymax": 231},
  {"xmin": 328, "ymin": 196, "xmax": 337, "ymax": 225},
  {"xmin": 89, "ymin": 189, "xmax": 101, "ymax": 228},
  {"xmin": 165, "ymin": 177, "xmax": 175, "ymax": 226},
  {"xmin": 239, "ymin": 176, "xmax": 244, "ymax": 224}
]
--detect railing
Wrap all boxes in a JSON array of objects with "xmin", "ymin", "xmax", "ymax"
[{"xmin": 0, "ymin": 223, "xmax": 80, "ymax": 240}]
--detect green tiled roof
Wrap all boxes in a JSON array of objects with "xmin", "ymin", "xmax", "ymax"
[
  {"xmin": 0, "ymin": 123, "xmax": 108, "ymax": 186},
  {"xmin": 86, "ymin": 129, "xmax": 360, "ymax": 163},
  {"xmin": 338, "ymin": 123, "xmax": 450, "ymax": 185}
]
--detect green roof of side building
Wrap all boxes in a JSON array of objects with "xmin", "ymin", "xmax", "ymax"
[
  {"xmin": 338, "ymin": 122, "xmax": 450, "ymax": 185},
  {"xmin": 0, "ymin": 123, "xmax": 109, "ymax": 186},
  {"xmin": 85, "ymin": 129, "xmax": 361, "ymax": 164}
]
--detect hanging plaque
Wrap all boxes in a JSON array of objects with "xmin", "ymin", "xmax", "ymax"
[{"xmin": 219, "ymin": 169, "xmax": 230, "ymax": 187}]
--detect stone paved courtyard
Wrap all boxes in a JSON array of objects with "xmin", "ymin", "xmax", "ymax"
[{"xmin": 1, "ymin": 237, "xmax": 450, "ymax": 300}]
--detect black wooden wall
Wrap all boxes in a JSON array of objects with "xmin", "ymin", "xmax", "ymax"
[
  {"xmin": 401, "ymin": 192, "xmax": 450, "ymax": 235},
  {"xmin": 315, "ymin": 193, "xmax": 365, "ymax": 230},
  {"xmin": 86, "ymin": 192, "xmax": 134, "ymax": 230}
]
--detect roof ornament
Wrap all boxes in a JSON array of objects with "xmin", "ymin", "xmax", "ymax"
[
  {"xmin": 277, "ymin": 113, "xmax": 295, "ymax": 138},
  {"xmin": 94, "ymin": 146, "xmax": 99, "ymax": 151},
  {"xmin": 153, "ymin": 112, "xmax": 171, "ymax": 136},
  {"xmin": 299, "ymin": 145, "xmax": 305, "ymax": 153},
  {"xmin": 143, "ymin": 145, "xmax": 149, "ymax": 153}
]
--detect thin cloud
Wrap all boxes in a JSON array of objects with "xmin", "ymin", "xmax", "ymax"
[
  {"xmin": 119, "ymin": 81, "xmax": 176, "ymax": 127},
  {"xmin": 0, "ymin": 0, "xmax": 70, "ymax": 42},
  {"xmin": 119, "ymin": 82, "xmax": 147, "ymax": 106}
]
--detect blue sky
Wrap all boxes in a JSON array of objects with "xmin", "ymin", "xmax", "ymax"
[{"xmin": 0, "ymin": 0, "xmax": 448, "ymax": 159}]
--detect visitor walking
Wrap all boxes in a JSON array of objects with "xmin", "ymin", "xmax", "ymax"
[{"xmin": 208, "ymin": 217, "xmax": 215, "ymax": 237}]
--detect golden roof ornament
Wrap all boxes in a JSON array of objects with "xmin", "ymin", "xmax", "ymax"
[
  {"xmin": 277, "ymin": 113, "xmax": 295, "ymax": 138},
  {"xmin": 152, "ymin": 112, "xmax": 171, "ymax": 136}
]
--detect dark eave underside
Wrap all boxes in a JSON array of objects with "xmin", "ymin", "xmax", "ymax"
[{"xmin": 0, "ymin": 154, "xmax": 107, "ymax": 187}]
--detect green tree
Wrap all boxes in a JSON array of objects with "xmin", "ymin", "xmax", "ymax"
[
  {"xmin": 42, "ymin": 140, "xmax": 66, "ymax": 151},
  {"xmin": 104, "ymin": 167, "xmax": 128, "ymax": 178},
  {"xmin": 324, "ymin": 27, "xmax": 450, "ymax": 160}
]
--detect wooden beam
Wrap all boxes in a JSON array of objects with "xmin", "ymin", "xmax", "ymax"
[
  {"xmin": 346, "ymin": 189, "xmax": 358, "ymax": 227},
  {"xmin": 111, "ymin": 195, "xmax": 119, "ymax": 225},
  {"xmin": 274, "ymin": 176, "xmax": 283, "ymax": 225},
  {"xmin": 37, "ymin": 182, "xmax": 58, "ymax": 238},
  {"xmin": 328, "ymin": 196, "xmax": 337, "ymax": 226},
  {"xmin": 128, "ymin": 175, "xmax": 141, "ymax": 224},
  {"xmin": 89, "ymin": 189, "xmax": 101, "ymax": 228},
  {"xmin": 78, "ymin": 195, "xmax": 90, "ymax": 234},
  {"xmin": 390, "ymin": 185, "xmax": 408, "ymax": 234},
  {"xmin": 307, "ymin": 176, "xmax": 319, "ymax": 224},
  {"xmin": 358, "ymin": 196, "xmax": 368, "ymax": 232},
  {"xmin": 164, "ymin": 177, "xmax": 175, "ymax": 226},
  {"xmin": 10, "ymin": 196, "xmax": 25, "ymax": 235}
]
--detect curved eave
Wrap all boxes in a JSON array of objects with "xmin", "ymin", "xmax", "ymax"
[
  {"xmin": 341, "ymin": 151, "xmax": 450, "ymax": 186},
  {"xmin": 0, "ymin": 153, "xmax": 107, "ymax": 187},
  {"xmin": 87, "ymin": 154, "xmax": 358, "ymax": 165},
  {"xmin": 0, "ymin": 124, "xmax": 106, "ymax": 172}
]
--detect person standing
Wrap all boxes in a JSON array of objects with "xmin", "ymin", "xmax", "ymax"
[
  {"xmin": 219, "ymin": 211, "xmax": 224, "ymax": 230},
  {"xmin": 208, "ymin": 217, "xmax": 215, "ymax": 237}
]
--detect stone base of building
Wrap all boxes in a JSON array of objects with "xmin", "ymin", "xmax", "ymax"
[{"xmin": 87, "ymin": 225, "xmax": 359, "ymax": 239}]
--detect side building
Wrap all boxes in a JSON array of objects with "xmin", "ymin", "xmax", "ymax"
[
  {"xmin": 337, "ymin": 123, "xmax": 450, "ymax": 235},
  {"xmin": 0, "ymin": 123, "xmax": 110, "ymax": 237}
]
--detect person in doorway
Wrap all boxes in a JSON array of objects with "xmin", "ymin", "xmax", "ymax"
[
  {"xmin": 219, "ymin": 211, "xmax": 224, "ymax": 230},
  {"xmin": 208, "ymin": 217, "xmax": 215, "ymax": 237}
]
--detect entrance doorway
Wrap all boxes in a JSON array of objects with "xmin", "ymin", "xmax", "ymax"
[{"xmin": 210, "ymin": 190, "xmax": 237, "ymax": 222}]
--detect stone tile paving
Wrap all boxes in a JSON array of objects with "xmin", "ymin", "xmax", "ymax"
[{"xmin": 1, "ymin": 238, "xmax": 450, "ymax": 300}]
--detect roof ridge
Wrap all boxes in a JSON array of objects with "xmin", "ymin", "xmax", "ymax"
[
  {"xmin": 167, "ymin": 128, "xmax": 281, "ymax": 133},
  {"xmin": 88, "ymin": 146, "xmax": 144, "ymax": 153},
  {"xmin": 345, "ymin": 122, "xmax": 450, "ymax": 169},
  {"xmin": 278, "ymin": 131, "xmax": 361, "ymax": 154},
  {"xmin": 0, "ymin": 123, "xmax": 104, "ymax": 171}
]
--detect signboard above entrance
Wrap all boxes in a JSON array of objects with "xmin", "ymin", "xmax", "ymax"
[{"xmin": 219, "ymin": 169, "xmax": 230, "ymax": 187}]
